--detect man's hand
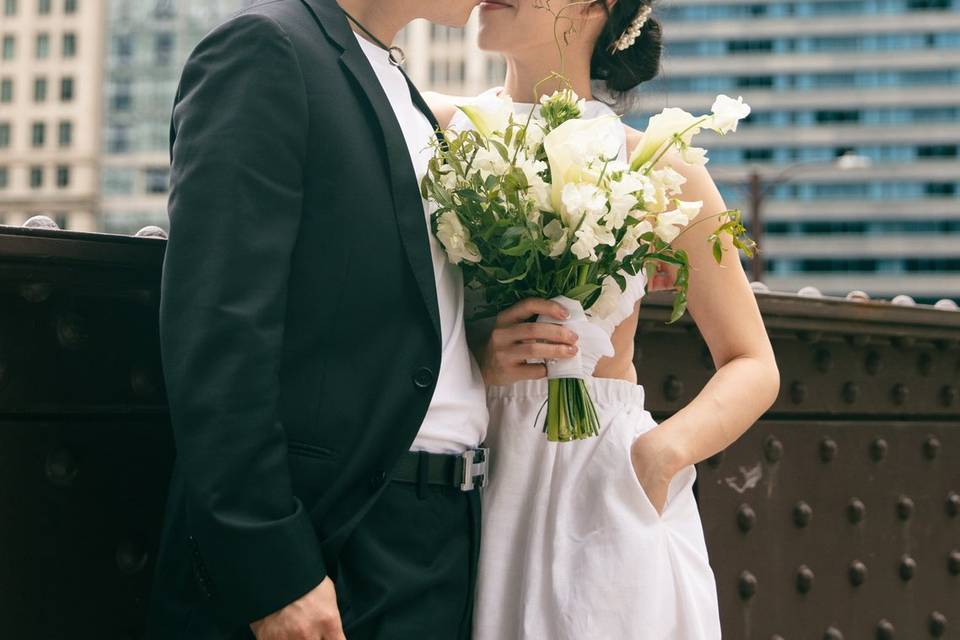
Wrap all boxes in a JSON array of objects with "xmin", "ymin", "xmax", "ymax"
[
  {"xmin": 477, "ymin": 298, "xmax": 579, "ymax": 386},
  {"xmin": 249, "ymin": 576, "xmax": 346, "ymax": 640}
]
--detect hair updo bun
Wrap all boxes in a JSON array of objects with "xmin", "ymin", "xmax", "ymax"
[{"xmin": 591, "ymin": 0, "xmax": 663, "ymax": 95}]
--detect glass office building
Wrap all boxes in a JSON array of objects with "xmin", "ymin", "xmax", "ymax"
[
  {"xmin": 627, "ymin": 0, "xmax": 959, "ymax": 302},
  {"xmin": 100, "ymin": 0, "xmax": 255, "ymax": 234}
]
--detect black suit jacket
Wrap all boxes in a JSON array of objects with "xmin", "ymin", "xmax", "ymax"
[{"xmin": 146, "ymin": 0, "xmax": 449, "ymax": 636}]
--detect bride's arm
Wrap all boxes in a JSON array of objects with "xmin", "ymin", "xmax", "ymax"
[{"xmin": 632, "ymin": 144, "xmax": 781, "ymax": 480}]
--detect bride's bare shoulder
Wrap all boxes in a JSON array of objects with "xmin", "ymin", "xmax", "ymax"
[{"xmin": 422, "ymin": 91, "xmax": 471, "ymax": 130}]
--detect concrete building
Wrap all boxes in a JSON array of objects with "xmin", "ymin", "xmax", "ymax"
[
  {"xmin": 398, "ymin": 16, "xmax": 503, "ymax": 97},
  {"xmin": 0, "ymin": 0, "xmax": 106, "ymax": 231},
  {"xmin": 627, "ymin": 0, "xmax": 960, "ymax": 303},
  {"xmin": 99, "ymin": 0, "xmax": 254, "ymax": 234}
]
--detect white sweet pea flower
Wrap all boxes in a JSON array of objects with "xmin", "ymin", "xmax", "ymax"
[
  {"xmin": 523, "ymin": 121, "xmax": 546, "ymax": 151},
  {"xmin": 543, "ymin": 218, "xmax": 568, "ymax": 257},
  {"xmin": 560, "ymin": 182, "xmax": 607, "ymax": 228},
  {"xmin": 570, "ymin": 223, "xmax": 602, "ymax": 262},
  {"xmin": 653, "ymin": 199, "xmax": 701, "ymax": 243},
  {"xmin": 616, "ymin": 219, "xmax": 654, "ymax": 260},
  {"xmin": 680, "ymin": 145, "xmax": 709, "ymax": 166},
  {"xmin": 589, "ymin": 275, "xmax": 623, "ymax": 320},
  {"xmin": 438, "ymin": 164, "xmax": 459, "ymax": 190},
  {"xmin": 708, "ymin": 95, "xmax": 751, "ymax": 134},
  {"xmin": 457, "ymin": 93, "xmax": 515, "ymax": 138},
  {"xmin": 628, "ymin": 107, "xmax": 704, "ymax": 171},
  {"xmin": 473, "ymin": 146, "xmax": 512, "ymax": 180},
  {"xmin": 607, "ymin": 172, "xmax": 648, "ymax": 229},
  {"xmin": 436, "ymin": 211, "xmax": 481, "ymax": 264}
]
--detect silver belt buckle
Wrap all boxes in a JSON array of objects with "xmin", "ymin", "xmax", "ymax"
[{"xmin": 460, "ymin": 447, "xmax": 489, "ymax": 492}]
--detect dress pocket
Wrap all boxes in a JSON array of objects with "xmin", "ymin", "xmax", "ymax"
[{"xmin": 624, "ymin": 428, "xmax": 697, "ymax": 521}]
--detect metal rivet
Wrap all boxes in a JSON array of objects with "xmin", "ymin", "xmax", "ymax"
[
  {"xmin": 56, "ymin": 311, "xmax": 89, "ymax": 349},
  {"xmin": 842, "ymin": 381, "xmax": 860, "ymax": 404},
  {"xmin": 869, "ymin": 438, "xmax": 888, "ymax": 461},
  {"xmin": 946, "ymin": 492, "xmax": 960, "ymax": 517},
  {"xmin": 819, "ymin": 437, "xmax": 838, "ymax": 462},
  {"xmin": 947, "ymin": 550, "xmax": 960, "ymax": 575},
  {"xmin": 865, "ymin": 350, "xmax": 882, "ymax": 375},
  {"xmin": 890, "ymin": 383, "xmax": 908, "ymax": 405},
  {"xmin": 45, "ymin": 448, "xmax": 79, "ymax": 487},
  {"xmin": 764, "ymin": 435, "xmax": 783, "ymax": 463},
  {"xmin": 916, "ymin": 352, "xmax": 933, "ymax": 376},
  {"xmin": 848, "ymin": 560, "xmax": 868, "ymax": 586},
  {"xmin": 790, "ymin": 380, "xmax": 806, "ymax": 404},
  {"xmin": 929, "ymin": 611, "xmax": 947, "ymax": 637},
  {"xmin": 899, "ymin": 555, "xmax": 916, "ymax": 581},
  {"xmin": 706, "ymin": 450, "xmax": 724, "ymax": 468},
  {"xmin": 896, "ymin": 495, "xmax": 914, "ymax": 521},
  {"xmin": 847, "ymin": 498, "xmax": 866, "ymax": 524},
  {"xmin": 940, "ymin": 386, "xmax": 957, "ymax": 407},
  {"xmin": 663, "ymin": 375, "xmax": 683, "ymax": 401},
  {"xmin": 923, "ymin": 435, "xmax": 940, "ymax": 460},
  {"xmin": 824, "ymin": 626, "xmax": 844, "ymax": 640},
  {"xmin": 736, "ymin": 504, "xmax": 756, "ymax": 533},
  {"xmin": 795, "ymin": 564, "xmax": 814, "ymax": 594},
  {"xmin": 793, "ymin": 501, "xmax": 813, "ymax": 528},
  {"xmin": 737, "ymin": 570, "xmax": 757, "ymax": 600},
  {"xmin": 814, "ymin": 348, "xmax": 832, "ymax": 372},
  {"xmin": 876, "ymin": 619, "xmax": 895, "ymax": 640}
]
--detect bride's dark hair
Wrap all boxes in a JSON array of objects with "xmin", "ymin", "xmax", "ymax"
[{"xmin": 590, "ymin": 0, "xmax": 663, "ymax": 94}]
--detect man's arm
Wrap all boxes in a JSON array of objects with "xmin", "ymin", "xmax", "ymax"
[{"xmin": 160, "ymin": 13, "xmax": 326, "ymax": 628}]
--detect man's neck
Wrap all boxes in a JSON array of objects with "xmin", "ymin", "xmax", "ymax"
[{"xmin": 336, "ymin": 0, "xmax": 412, "ymax": 46}]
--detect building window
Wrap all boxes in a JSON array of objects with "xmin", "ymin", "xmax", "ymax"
[
  {"xmin": 113, "ymin": 33, "xmax": 133, "ymax": 62},
  {"xmin": 30, "ymin": 165, "xmax": 43, "ymax": 188},
  {"xmin": 38, "ymin": 0, "xmax": 51, "ymax": 15},
  {"xmin": 0, "ymin": 122, "xmax": 9, "ymax": 148},
  {"xmin": 56, "ymin": 164, "xmax": 69, "ymax": 188},
  {"xmin": 36, "ymin": 32, "xmax": 49, "ymax": 58},
  {"xmin": 111, "ymin": 78, "xmax": 132, "ymax": 111},
  {"xmin": 0, "ymin": 78, "xmax": 12, "ymax": 102},
  {"xmin": 2, "ymin": 35, "xmax": 15, "ymax": 60},
  {"xmin": 58, "ymin": 120, "xmax": 71, "ymax": 147},
  {"xmin": 64, "ymin": 0, "xmax": 76, "ymax": 13},
  {"xmin": 3, "ymin": 0, "xmax": 16, "ymax": 16},
  {"xmin": 107, "ymin": 125, "xmax": 129, "ymax": 153},
  {"xmin": 144, "ymin": 167, "xmax": 169, "ymax": 193},
  {"xmin": 34, "ymin": 76, "xmax": 47, "ymax": 102},
  {"xmin": 62, "ymin": 32, "xmax": 76, "ymax": 57},
  {"xmin": 31, "ymin": 122, "xmax": 45, "ymax": 147},
  {"xmin": 155, "ymin": 32, "xmax": 174, "ymax": 66},
  {"xmin": 0, "ymin": 167, "xmax": 8, "ymax": 189},
  {"xmin": 60, "ymin": 76, "xmax": 73, "ymax": 101}
]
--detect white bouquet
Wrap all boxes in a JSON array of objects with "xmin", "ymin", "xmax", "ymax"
[{"xmin": 421, "ymin": 88, "xmax": 755, "ymax": 442}]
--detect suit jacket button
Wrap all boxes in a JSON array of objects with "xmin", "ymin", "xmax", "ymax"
[{"xmin": 412, "ymin": 367, "xmax": 434, "ymax": 389}]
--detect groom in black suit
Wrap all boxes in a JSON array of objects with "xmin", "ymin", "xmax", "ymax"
[{"xmin": 144, "ymin": 1, "xmax": 504, "ymax": 638}]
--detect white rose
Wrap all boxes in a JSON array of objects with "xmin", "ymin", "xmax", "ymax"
[
  {"xmin": 708, "ymin": 94, "xmax": 751, "ymax": 134},
  {"xmin": 457, "ymin": 92, "xmax": 515, "ymax": 138},
  {"xmin": 543, "ymin": 115, "xmax": 624, "ymax": 212},
  {"xmin": 436, "ymin": 211, "xmax": 482, "ymax": 264}
]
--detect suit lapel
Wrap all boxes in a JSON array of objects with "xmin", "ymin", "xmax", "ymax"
[{"xmin": 300, "ymin": 0, "xmax": 442, "ymax": 342}]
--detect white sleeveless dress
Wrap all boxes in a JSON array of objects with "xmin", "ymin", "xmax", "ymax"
[{"xmin": 448, "ymin": 90, "xmax": 723, "ymax": 640}]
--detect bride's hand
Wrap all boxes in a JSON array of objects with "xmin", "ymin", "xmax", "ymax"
[
  {"xmin": 630, "ymin": 428, "xmax": 686, "ymax": 515},
  {"xmin": 477, "ymin": 298, "xmax": 580, "ymax": 386}
]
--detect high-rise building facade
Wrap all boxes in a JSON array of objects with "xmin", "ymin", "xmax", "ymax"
[
  {"xmin": 100, "ymin": 0, "xmax": 254, "ymax": 234},
  {"xmin": 0, "ymin": 0, "xmax": 105, "ymax": 231},
  {"xmin": 399, "ymin": 16, "xmax": 504, "ymax": 97},
  {"xmin": 628, "ymin": 0, "xmax": 960, "ymax": 302}
]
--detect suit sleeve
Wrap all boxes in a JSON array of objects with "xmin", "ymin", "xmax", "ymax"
[{"xmin": 159, "ymin": 13, "xmax": 326, "ymax": 627}]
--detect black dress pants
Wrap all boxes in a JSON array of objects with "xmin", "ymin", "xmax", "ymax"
[{"xmin": 336, "ymin": 477, "xmax": 482, "ymax": 640}]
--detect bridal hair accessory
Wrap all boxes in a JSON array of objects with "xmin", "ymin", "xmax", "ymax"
[
  {"xmin": 610, "ymin": 3, "xmax": 653, "ymax": 52},
  {"xmin": 342, "ymin": 7, "xmax": 407, "ymax": 66}
]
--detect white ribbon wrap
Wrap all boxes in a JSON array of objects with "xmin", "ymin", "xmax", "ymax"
[{"xmin": 527, "ymin": 295, "xmax": 615, "ymax": 379}]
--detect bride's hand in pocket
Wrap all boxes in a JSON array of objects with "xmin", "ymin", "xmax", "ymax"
[{"xmin": 630, "ymin": 428, "xmax": 687, "ymax": 515}]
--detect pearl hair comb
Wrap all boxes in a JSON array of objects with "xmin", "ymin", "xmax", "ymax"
[{"xmin": 609, "ymin": 4, "xmax": 653, "ymax": 52}]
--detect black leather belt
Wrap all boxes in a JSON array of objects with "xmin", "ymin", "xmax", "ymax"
[{"xmin": 391, "ymin": 447, "xmax": 489, "ymax": 492}]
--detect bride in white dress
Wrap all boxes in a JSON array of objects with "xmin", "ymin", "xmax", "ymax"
[{"xmin": 425, "ymin": 1, "xmax": 781, "ymax": 638}]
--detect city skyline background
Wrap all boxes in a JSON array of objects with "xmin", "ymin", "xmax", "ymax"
[{"xmin": 1, "ymin": 0, "xmax": 957, "ymax": 304}]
